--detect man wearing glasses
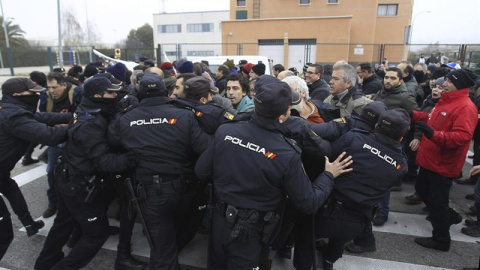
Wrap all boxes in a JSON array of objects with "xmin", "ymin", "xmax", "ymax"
[{"xmin": 305, "ymin": 64, "xmax": 330, "ymax": 102}]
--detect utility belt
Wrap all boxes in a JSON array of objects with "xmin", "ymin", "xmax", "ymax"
[
  {"xmin": 216, "ymin": 202, "xmax": 281, "ymax": 245},
  {"xmin": 66, "ymin": 174, "xmax": 104, "ymax": 204},
  {"xmin": 135, "ymin": 174, "xmax": 196, "ymax": 202},
  {"xmin": 321, "ymin": 198, "xmax": 374, "ymax": 222}
]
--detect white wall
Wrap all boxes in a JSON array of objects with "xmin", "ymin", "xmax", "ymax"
[{"xmin": 153, "ymin": 10, "xmax": 229, "ymax": 60}]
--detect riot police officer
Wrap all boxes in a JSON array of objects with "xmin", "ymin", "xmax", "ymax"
[
  {"xmin": 315, "ymin": 109, "xmax": 409, "ymax": 270},
  {"xmin": 0, "ymin": 78, "xmax": 70, "ymax": 260},
  {"xmin": 109, "ymin": 73, "xmax": 211, "ymax": 270},
  {"xmin": 35, "ymin": 76, "xmax": 136, "ymax": 270},
  {"xmin": 195, "ymin": 80, "xmax": 353, "ymax": 270}
]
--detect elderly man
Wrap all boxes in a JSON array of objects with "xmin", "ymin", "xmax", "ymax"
[
  {"xmin": 283, "ymin": 75, "xmax": 325, "ymax": 123},
  {"xmin": 323, "ymin": 63, "xmax": 371, "ymax": 118}
]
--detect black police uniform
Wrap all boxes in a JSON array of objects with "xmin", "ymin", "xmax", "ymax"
[
  {"xmin": 109, "ymin": 96, "xmax": 210, "ymax": 270},
  {"xmin": 35, "ymin": 98, "xmax": 135, "ymax": 270},
  {"xmin": 0, "ymin": 96, "xmax": 70, "ymax": 260},
  {"xmin": 172, "ymin": 98, "xmax": 233, "ymax": 134},
  {"xmin": 195, "ymin": 113, "xmax": 335, "ymax": 270},
  {"xmin": 315, "ymin": 130, "xmax": 407, "ymax": 264}
]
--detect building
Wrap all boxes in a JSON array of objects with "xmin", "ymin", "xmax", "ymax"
[
  {"xmin": 224, "ymin": 0, "xmax": 413, "ymax": 71},
  {"xmin": 153, "ymin": 10, "xmax": 230, "ymax": 61}
]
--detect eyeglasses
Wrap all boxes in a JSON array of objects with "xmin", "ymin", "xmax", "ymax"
[{"xmin": 305, "ymin": 71, "xmax": 317, "ymax": 75}]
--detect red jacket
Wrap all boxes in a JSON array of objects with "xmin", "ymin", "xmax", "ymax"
[{"xmin": 413, "ymin": 89, "xmax": 478, "ymax": 178}]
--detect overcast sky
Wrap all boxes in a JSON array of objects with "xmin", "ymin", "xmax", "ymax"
[{"xmin": 1, "ymin": 0, "xmax": 479, "ymax": 45}]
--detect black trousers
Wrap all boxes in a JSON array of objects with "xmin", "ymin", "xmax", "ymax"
[
  {"xmin": 415, "ymin": 167, "xmax": 454, "ymax": 243},
  {"xmin": 0, "ymin": 174, "xmax": 34, "ymax": 227},
  {"xmin": 210, "ymin": 208, "xmax": 265, "ymax": 270},
  {"xmin": 141, "ymin": 180, "xmax": 193, "ymax": 270},
  {"xmin": 34, "ymin": 178, "xmax": 109, "ymax": 270},
  {"xmin": 315, "ymin": 206, "xmax": 369, "ymax": 263},
  {"xmin": 0, "ymin": 196, "xmax": 14, "ymax": 261}
]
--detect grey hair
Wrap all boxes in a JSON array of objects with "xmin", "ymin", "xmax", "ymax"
[
  {"xmin": 414, "ymin": 63, "xmax": 427, "ymax": 72},
  {"xmin": 283, "ymin": 70, "xmax": 295, "ymax": 77},
  {"xmin": 283, "ymin": 75, "xmax": 310, "ymax": 100},
  {"xmin": 333, "ymin": 63, "xmax": 357, "ymax": 86}
]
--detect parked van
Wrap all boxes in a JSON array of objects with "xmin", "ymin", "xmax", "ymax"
[{"xmin": 187, "ymin": 55, "xmax": 273, "ymax": 75}]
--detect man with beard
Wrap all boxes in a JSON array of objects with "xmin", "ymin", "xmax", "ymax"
[
  {"xmin": 35, "ymin": 76, "xmax": 136, "ymax": 270},
  {"xmin": 0, "ymin": 78, "xmax": 71, "ymax": 260}
]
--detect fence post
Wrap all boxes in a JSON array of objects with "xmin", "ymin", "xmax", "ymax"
[
  {"xmin": 47, "ymin": 47, "xmax": 54, "ymax": 72},
  {"xmin": 157, "ymin": 44, "xmax": 162, "ymax": 66}
]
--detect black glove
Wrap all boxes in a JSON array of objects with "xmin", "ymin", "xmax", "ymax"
[
  {"xmin": 407, "ymin": 110, "xmax": 414, "ymax": 118},
  {"xmin": 415, "ymin": 122, "xmax": 434, "ymax": 139},
  {"xmin": 125, "ymin": 152, "xmax": 137, "ymax": 167}
]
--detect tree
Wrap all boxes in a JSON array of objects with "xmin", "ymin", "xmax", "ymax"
[
  {"xmin": 121, "ymin": 24, "xmax": 154, "ymax": 48},
  {"xmin": 61, "ymin": 9, "xmax": 100, "ymax": 46},
  {"xmin": 0, "ymin": 16, "xmax": 28, "ymax": 47}
]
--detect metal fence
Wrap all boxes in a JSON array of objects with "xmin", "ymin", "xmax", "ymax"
[{"xmin": 1, "ymin": 43, "xmax": 479, "ymax": 73}]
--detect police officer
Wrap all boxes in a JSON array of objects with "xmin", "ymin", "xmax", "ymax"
[
  {"xmin": 35, "ymin": 76, "xmax": 136, "ymax": 270},
  {"xmin": 109, "ymin": 73, "xmax": 211, "ymax": 270},
  {"xmin": 0, "ymin": 78, "xmax": 71, "ymax": 260},
  {"xmin": 195, "ymin": 79, "xmax": 353, "ymax": 270},
  {"xmin": 315, "ymin": 109, "xmax": 409, "ymax": 270}
]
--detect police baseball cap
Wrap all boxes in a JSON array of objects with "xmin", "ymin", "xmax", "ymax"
[
  {"xmin": 1, "ymin": 77, "xmax": 45, "ymax": 96},
  {"xmin": 361, "ymin": 101, "xmax": 388, "ymax": 125},
  {"xmin": 184, "ymin": 76, "xmax": 213, "ymax": 100},
  {"xmin": 254, "ymin": 76, "xmax": 301, "ymax": 117},
  {"xmin": 93, "ymin": 72, "xmax": 122, "ymax": 86},
  {"xmin": 377, "ymin": 108, "xmax": 411, "ymax": 139},
  {"xmin": 138, "ymin": 73, "xmax": 167, "ymax": 96},
  {"xmin": 83, "ymin": 76, "xmax": 122, "ymax": 98}
]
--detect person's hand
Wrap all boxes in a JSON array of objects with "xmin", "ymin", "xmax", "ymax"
[
  {"xmin": 357, "ymin": 75, "xmax": 364, "ymax": 86},
  {"xmin": 415, "ymin": 122, "xmax": 434, "ymax": 139},
  {"xmin": 324, "ymin": 152, "xmax": 353, "ymax": 178},
  {"xmin": 469, "ymin": 165, "xmax": 480, "ymax": 178},
  {"xmin": 409, "ymin": 139, "xmax": 420, "ymax": 151}
]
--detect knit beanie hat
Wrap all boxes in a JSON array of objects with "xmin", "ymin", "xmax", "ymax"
[
  {"xmin": 241, "ymin": 63, "xmax": 254, "ymax": 75},
  {"xmin": 223, "ymin": 59, "xmax": 235, "ymax": 71},
  {"xmin": 446, "ymin": 69, "xmax": 478, "ymax": 90},
  {"xmin": 176, "ymin": 59, "xmax": 194, "ymax": 74},
  {"xmin": 106, "ymin": 62, "xmax": 127, "ymax": 82},
  {"xmin": 430, "ymin": 68, "xmax": 448, "ymax": 80},
  {"xmin": 160, "ymin": 62, "xmax": 174, "ymax": 71},
  {"xmin": 252, "ymin": 63, "xmax": 266, "ymax": 76}
]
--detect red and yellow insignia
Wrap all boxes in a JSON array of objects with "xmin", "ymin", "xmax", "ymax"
[
  {"xmin": 396, "ymin": 164, "xmax": 402, "ymax": 170},
  {"xmin": 224, "ymin": 112, "xmax": 234, "ymax": 120},
  {"xmin": 265, "ymin": 152, "xmax": 277, "ymax": 160},
  {"xmin": 195, "ymin": 111, "xmax": 203, "ymax": 117},
  {"xmin": 169, "ymin": 119, "xmax": 177, "ymax": 125}
]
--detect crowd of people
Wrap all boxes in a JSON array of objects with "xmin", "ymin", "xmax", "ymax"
[{"xmin": 0, "ymin": 54, "xmax": 479, "ymax": 270}]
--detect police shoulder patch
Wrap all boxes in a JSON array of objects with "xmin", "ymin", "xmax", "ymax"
[{"xmin": 224, "ymin": 112, "xmax": 234, "ymax": 120}]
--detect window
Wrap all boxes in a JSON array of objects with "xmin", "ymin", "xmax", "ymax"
[
  {"xmin": 300, "ymin": 0, "xmax": 310, "ymax": 4},
  {"xmin": 158, "ymin": 24, "xmax": 181, "ymax": 33},
  {"xmin": 187, "ymin": 51, "xmax": 215, "ymax": 57},
  {"xmin": 377, "ymin": 4, "xmax": 398, "ymax": 16},
  {"xmin": 258, "ymin": 39, "xmax": 284, "ymax": 45},
  {"xmin": 328, "ymin": 0, "xmax": 338, "ymax": 3},
  {"xmin": 236, "ymin": 10, "xmax": 248, "ymax": 20},
  {"xmin": 166, "ymin": 51, "xmax": 177, "ymax": 56},
  {"xmin": 237, "ymin": 0, "xmax": 246, "ymax": 6},
  {"xmin": 187, "ymin": 23, "xmax": 214, "ymax": 33}
]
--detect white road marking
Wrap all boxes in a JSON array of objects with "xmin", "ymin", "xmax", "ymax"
[{"xmin": 12, "ymin": 164, "xmax": 47, "ymax": 187}]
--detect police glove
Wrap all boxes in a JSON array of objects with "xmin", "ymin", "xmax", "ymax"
[{"xmin": 415, "ymin": 122, "xmax": 434, "ymax": 139}]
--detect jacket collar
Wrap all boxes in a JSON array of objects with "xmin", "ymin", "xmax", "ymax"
[
  {"xmin": 250, "ymin": 113, "xmax": 291, "ymax": 137},
  {"xmin": 139, "ymin": 96, "xmax": 172, "ymax": 106},
  {"xmin": 440, "ymin": 89, "xmax": 470, "ymax": 102},
  {"xmin": 383, "ymin": 82, "xmax": 407, "ymax": 94}
]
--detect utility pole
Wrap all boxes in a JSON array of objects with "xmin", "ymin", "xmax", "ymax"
[{"xmin": 57, "ymin": 0, "xmax": 64, "ymax": 68}]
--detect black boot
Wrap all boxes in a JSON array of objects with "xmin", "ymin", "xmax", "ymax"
[{"xmin": 115, "ymin": 244, "xmax": 148, "ymax": 270}]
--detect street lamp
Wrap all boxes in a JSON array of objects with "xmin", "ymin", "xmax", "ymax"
[
  {"xmin": 0, "ymin": 0, "xmax": 14, "ymax": 75},
  {"xmin": 226, "ymin": 32, "xmax": 233, "ymax": 55},
  {"xmin": 409, "ymin": 10, "xmax": 431, "ymax": 45}
]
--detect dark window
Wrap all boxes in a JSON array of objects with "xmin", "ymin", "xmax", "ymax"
[
  {"xmin": 378, "ymin": 4, "xmax": 398, "ymax": 16},
  {"xmin": 258, "ymin": 39, "xmax": 284, "ymax": 45},
  {"xmin": 157, "ymin": 24, "xmax": 181, "ymax": 33},
  {"xmin": 300, "ymin": 0, "xmax": 310, "ymax": 4},
  {"xmin": 288, "ymin": 39, "xmax": 317, "ymax": 45},
  {"xmin": 187, "ymin": 51, "xmax": 215, "ymax": 57},
  {"xmin": 328, "ymin": 0, "xmax": 338, "ymax": 3},
  {"xmin": 237, "ymin": 0, "xmax": 246, "ymax": 6},
  {"xmin": 187, "ymin": 23, "xmax": 214, "ymax": 33},
  {"xmin": 236, "ymin": 10, "xmax": 248, "ymax": 20}
]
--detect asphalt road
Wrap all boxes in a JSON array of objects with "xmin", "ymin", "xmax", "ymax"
[{"xmin": 1, "ymin": 146, "xmax": 479, "ymax": 270}]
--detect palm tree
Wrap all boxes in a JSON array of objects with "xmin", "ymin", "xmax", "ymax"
[{"xmin": 0, "ymin": 16, "xmax": 28, "ymax": 47}]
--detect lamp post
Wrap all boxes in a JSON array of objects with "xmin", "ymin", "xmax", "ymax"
[
  {"xmin": 226, "ymin": 32, "xmax": 233, "ymax": 55},
  {"xmin": 0, "ymin": 0, "xmax": 14, "ymax": 75},
  {"xmin": 57, "ymin": 0, "xmax": 64, "ymax": 68},
  {"xmin": 409, "ymin": 10, "xmax": 431, "ymax": 45}
]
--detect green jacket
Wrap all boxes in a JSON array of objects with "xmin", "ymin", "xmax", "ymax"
[
  {"xmin": 323, "ymin": 86, "xmax": 371, "ymax": 118},
  {"xmin": 373, "ymin": 83, "xmax": 419, "ymax": 111}
]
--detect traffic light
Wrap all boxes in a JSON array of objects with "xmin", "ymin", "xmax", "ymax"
[{"xmin": 115, "ymin": 48, "xmax": 121, "ymax": 59}]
